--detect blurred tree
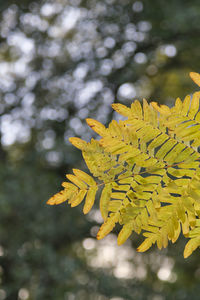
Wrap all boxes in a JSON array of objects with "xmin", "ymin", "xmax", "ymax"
[{"xmin": 1, "ymin": 0, "xmax": 200, "ymax": 299}]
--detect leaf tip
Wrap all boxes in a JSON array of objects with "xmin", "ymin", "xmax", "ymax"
[
  {"xmin": 69, "ymin": 137, "xmax": 87, "ymax": 150},
  {"xmin": 189, "ymin": 72, "xmax": 200, "ymax": 87},
  {"xmin": 86, "ymin": 118, "xmax": 106, "ymax": 136},
  {"xmin": 46, "ymin": 199, "xmax": 53, "ymax": 205}
]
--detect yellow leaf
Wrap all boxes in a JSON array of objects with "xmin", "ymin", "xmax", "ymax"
[
  {"xmin": 188, "ymin": 92, "xmax": 200, "ymax": 119},
  {"xmin": 140, "ymin": 208, "xmax": 149, "ymax": 226},
  {"xmin": 151, "ymin": 102, "xmax": 171, "ymax": 115},
  {"xmin": 182, "ymin": 215, "xmax": 189, "ymax": 236},
  {"xmin": 118, "ymin": 148, "xmax": 140, "ymax": 162},
  {"xmin": 61, "ymin": 182, "xmax": 78, "ymax": 190},
  {"xmin": 97, "ymin": 213, "xmax": 119, "ymax": 240},
  {"xmin": 108, "ymin": 200, "xmax": 122, "ymax": 212},
  {"xmin": 83, "ymin": 186, "xmax": 98, "ymax": 214},
  {"xmin": 69, "ymin": 137, "xmax": 87, "ymax": 150},
  {"xmin": 131, "ymin": 100, "xmax": 143, "ymax": 119},
  {"xmin": 118, "ymin": 177, "xmax": 133, "ymax": 184},
  {"xmin": 190, "ymin": 72, "xmax": 200, "ymax": 87},
  {"xmin": 66, "ymin": 174, "xmax": 88, "ymax": 190},
  {"xmin": 182, "ymin": 95, "xmax": 191, "ymax": 116},
  {"xmin": 47, "ymin": 190, "xmax": 71, "ymax": 205},
  {"xmin": 136, "ymin": 125, "xmax": 159, "ymax": 143},
  {"xmin": 86, "ymin": 118, "xmax": 107, "ymax": 136},
  {"xmin": 171, "ymin": 221, "xmax": 181, "ymax": 243},
  {"xmin": 146, "ymin": 200, "xmax": 157, "ymax": 221},
  {"xmin": 143, "ymin": 98, "xmax": 151, "ymax": 122},
  {"xmin": 163, "ymin": 143, "xmax": 186, "ymax": 163},
  {"xmin": 155, "ymin": 139, "xmax": 176, "ymax": 159},
  {"xmin": 111, "ymin": 192, "xmax": 126, "ymax": 200},
  {"xmin": 184, "ymin": 237, "xmax": 200, "ymax": 258},
  {"xmin": 112, "ymin": 184, "xmax": 130, "ymax": 191},
  {"xmin": 108, "ymin": 120, "xmax": 123, "ymax": 137},
  {"xmin": 103, "ymin": 141, "xmax": 130, "ymax": 155},
  {"xmin": 156, "ymin": 232, "xmax": 163, "ymax": 249},
  {"xmin": 112, "ymin": 103, "xmax": 131, "ymax": 117},
  {"xmin": 147, "ymin": 133, "xmax": 168, "ymax": 151},
  {"xmin": 176, "ymin": 201, "xmax": 186, "ymax": 223},
  {"xmin": 117, "ymin": 223, "xmax": 133, "ymax": 245},
  {"xmin": 187, "ymin": 211, "xmax": 196, "ymax": 227},
  {"xmin": 100, "ymin": 183, "xmax": 112, "ymax": 220},
  {"xmin": 167, "ymin": 218, "xmax": 175, "ymax": 240},
  {"xmin": 195, "ymin": 111, "xmax": 200, "ymax": 122},
  {"xmin": 73, "ymin": 169, "xmax": 96, "ymax": 186},
  {"xmin": 137, "ymin": 236, "xmax": 156, "ymax": 252},
  {"xmin": 175, "ymin": 97, "xmax": 182, "ymax": 111},
  {"xmin": 70, "ymin": 190, "xmax": 87, "ymax": 207}
]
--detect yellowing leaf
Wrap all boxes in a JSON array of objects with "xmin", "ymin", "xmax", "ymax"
[
  {"xmin": 137, "ymin": 236, "xmax": 156, "ymax": 252},
  {"xmin": 190, "ymin": 72, "xmax": 200, "ymax": 87},
  {"xmin": 156, "ymin": 139, "xmax": 176, "ymax": 159},
  {"xmin": 171, "ymin": 221, "xmax": 181, "ymax": 243},
  {"xmin": 108, "ymin": 120, "xmax": 124, "ymax": 139},
  {"xmin": 111, "ymin": 192, "xmax": 126, "ymax": 200},
  {"xmin": 112, "ymin": 103, "xmax": 131, "ymax": 117},
  {"xmin": 108, "ymin": 200, "xmax": 122, "ymax": 212},
  {"xmin": 181, "ymin": 95, "xmax": 191, "ymax": 116},
  {"xmin": 73, "ymin": 169, "xmax": 96, "ymax": 186},
  {"xmin": 131, "ymin": 100, "xmax": 143, "ymax": 119},
  {"xmin": 70, "ymin": 190, "xmax": 87, "ymax": 207},
  {"xmin": 86, "ymin": 118, "xmax": 107, "ymax": 136},
  {"xmin": 151, "ymin": 102, "xmax": 171, "ymax": 115},
  {"xmin": 175, "ymin": 97, "xmax": 182, "ymax": 111},
  {"xmin": 61, "ymin": 182, "xmax": 78, "ymax": 190},
  {"xmin": 83, "ymin": 186, "xmax": 98, "ymax": 214},
  {"xmin": 97, "ymin": 213, "xmax": 119, "ymax": 240},
  {"xmin": 66, "ymin": 174, "xmax": 88, "ymax": 190},
  {"xmin": 184, "ymin": 237, "xmax": 200, "ymax": 258},
  {"xmin": 47, "ymin": 190, "xmax": 70, "ymax": 205},
  {"xmin": 47, "ymin": 182, "xmax": 79, "ymax": 205},
  {"xmin": 69, "ymin": 137, "xmax": 87, "ymax": 150},
  {"xmin": 143, "ymin": 99, "xmax": 151, "ymax": 122},
  {"xmin": 100, "ymin": 183, "xmax": 112, "ymax": 220},
  {"xmin": 117, "ymin": 223, "xmax": 133, "ymax": 245},
  {"xmin": 182, "ymin": 216, "xmax": 189, "ymax": 236},
  {"xmin": 188, "ymin": 92, "xmax": 200, "ymax": 119}
]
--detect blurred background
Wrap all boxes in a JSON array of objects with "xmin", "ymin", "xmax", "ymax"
[{"xmin": 1, "ymin": 0, "xmax": 200, "ymax": 299}]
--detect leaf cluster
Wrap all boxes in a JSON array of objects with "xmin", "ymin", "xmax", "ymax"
[{"xmin": 47, "ymin": 72, "xmax": 200, "ymax": 258}]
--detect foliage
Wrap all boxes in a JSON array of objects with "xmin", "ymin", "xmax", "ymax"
[{"xmin": 48, "ymin": 72, "xmax": 200, "ymax": 258}]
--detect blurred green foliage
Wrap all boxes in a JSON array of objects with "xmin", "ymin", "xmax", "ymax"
[{"xmin": 1, "ymin": 0, "xmax": 200, "ymax": 299}]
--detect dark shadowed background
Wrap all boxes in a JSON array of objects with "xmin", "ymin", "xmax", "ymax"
[{"xmin": 1, "ymin": 0, "xmax": 200, "ymax": 299}]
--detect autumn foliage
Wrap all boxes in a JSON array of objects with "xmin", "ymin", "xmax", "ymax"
[{"xmin": 48, "ymin": 72, "xmax": 200, "ymax": 258}]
